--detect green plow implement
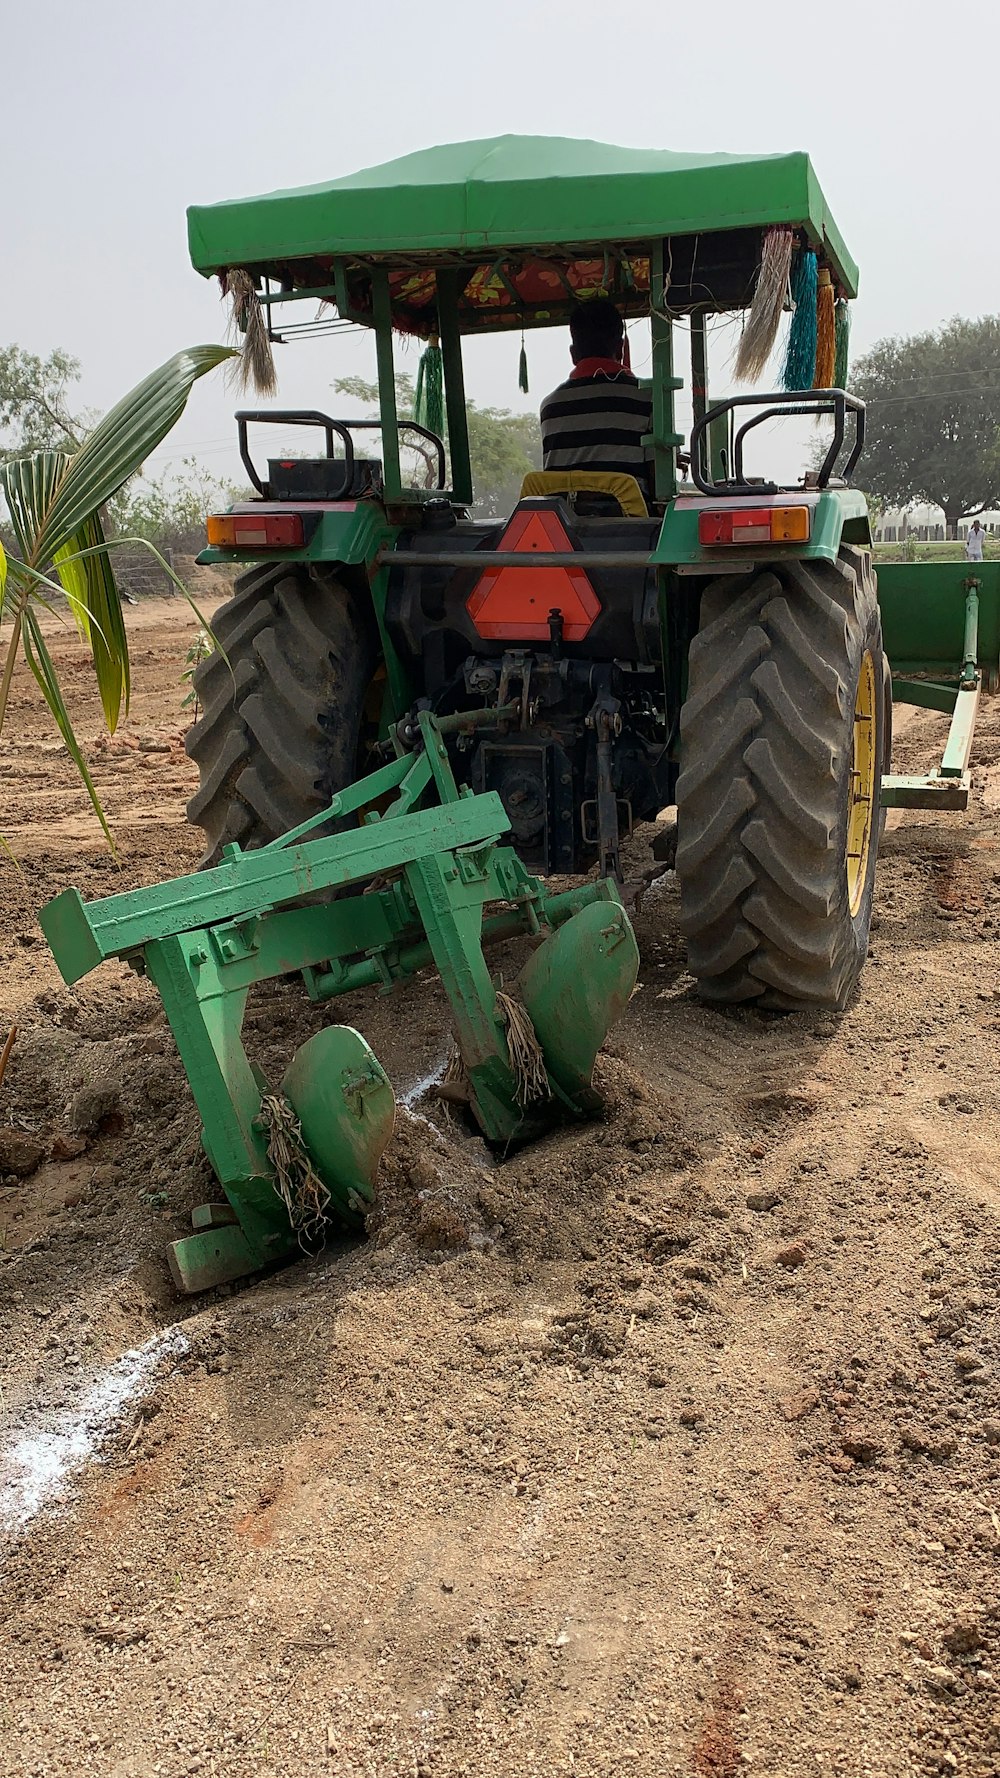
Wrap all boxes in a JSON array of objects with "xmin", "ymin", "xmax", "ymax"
[{"xmin": 39, "ymin": 711, "xmax": 638, "ymax": 1293}]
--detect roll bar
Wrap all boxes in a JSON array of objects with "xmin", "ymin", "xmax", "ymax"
[
  {"xmin": 235, "ymin": 410, "xmax": 446, "ymax": 499},
  {"xmin": 688, "ymin": 389, "xmax": 866, "ymax": 498}
]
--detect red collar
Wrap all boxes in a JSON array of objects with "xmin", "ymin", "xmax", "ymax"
[{"xmin": 569, "ymin": 356, "xmax": 633, "ymax": 380}]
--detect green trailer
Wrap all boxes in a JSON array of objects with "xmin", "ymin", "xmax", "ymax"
[{"xmin": 40, "ymin": 136, "xmax": 990, "ymax": 1291}]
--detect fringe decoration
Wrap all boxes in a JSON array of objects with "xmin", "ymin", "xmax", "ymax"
[
  {"xmin": 813, "ymin": 267, "xmax": 836, "ymax": 389},
  {"xmin": 260, "ymin": 1092, "xmax": 330, "ymax": 1251},
  {"xmin": 518, "ymin": 332, "xmax": 530, "ymax": 394},
  {"xmin": 220, "ymin": 268, "xmax": 277, "ymax": 397},
  {"xmin": 734, "ymin": 225, "xmax": 795, "ymax": 384},
  {"xmin": 834, "ymin": 299, "xmax": 851, "ymax": 390},
  {"xmin": 494, "ymin": 991, "xmax": 551, "ymax": 1109},
  {"xmin": 782, "ymin": 248, "xmax": 818, "ymax": 391},
  {"xmin": 413, "ymin": 333, "xmax": 445, "ymax": 436},
  {"xmin": 438, "ymin": 992, "xmax": 550, "ymax": 1114}
]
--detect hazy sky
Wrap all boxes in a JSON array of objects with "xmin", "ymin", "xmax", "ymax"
[{"xmin": 6, "ymin": 0, "xmax": 998, "ymax": 490}]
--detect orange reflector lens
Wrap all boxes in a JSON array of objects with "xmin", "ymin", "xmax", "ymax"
[
  {"xmin": 206, "ymin": 512, "xmax": 304, "ymax": 549},
  {"xmin": 770, "ymin": 505, "xmax": 811, "ymax": 541},
  {"xmin": 698, "ymin": 506, "xmax": 811, "ymax": 546}
]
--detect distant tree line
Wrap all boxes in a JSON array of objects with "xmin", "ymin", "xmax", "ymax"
[
  {"xmin": 849, "ymin": 315, "xmax": 1000, "ymax": 538},
  {"xmin": 332, "ymin": 373, "xmax": 541, "ymax": 517},
  {"xmin": 13, "ymin": 322, "xmax": 998, "ymax": 543}
]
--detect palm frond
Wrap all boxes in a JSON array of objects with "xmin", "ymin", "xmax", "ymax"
[
  {"xmin": 51, "ymin": 534, "xmax": 224, "ymax": 668},
  {"xmin": 21, "ymin": 606, "xmax": 116, "ymax": 856},
  {"xmin": 12, "ymin": 552, "xmax": 106, "ymax": 622},
  {"xmin": 0, "ymin": 450, "xmax": 70, "ymax": 559},
  {"xmin": 0, "ymin": 343, "xmax": 234, "ymax": 852},
  {"xmin": 51, "ymin": 526, "xmax": 94, "ymax": 644},
  {"xmin": 53, "ymin": 512, "xmax": 129, "ymax": 731},
  {"xmin": 25, "ymin": 345, "xmax": 235, "ymax": 567},
  {"xmin": 0, "ymin": 602, "xmax": 23, "ymax": 731}
]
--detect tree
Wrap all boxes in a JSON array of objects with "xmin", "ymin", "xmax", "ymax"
[
  {"xmin": 850, "ymin": 316, "xmax": 1000, "ymax": 537},
  {"xmin": 332, "ymin": 373, "xmax": 541, "ymax": 517},
  {"xmin": 112, "ymin": 457, "xmax": 243, "ymax": 547},
  {"xmin": 0, "ymin": 345, "xmax": 91, "ymax": 459},
  {"xmin": 466, "ymin": 403, "xmax": 542, "ymax": 519}
]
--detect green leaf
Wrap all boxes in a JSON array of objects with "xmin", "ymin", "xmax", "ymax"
[
  {"xmin": 54, "ymin": 534, "xmax": 225, "ymax": 671},
  {"xmin": 52, "ymin": 512, "xmax": 129, "ymax": 732},
  {"xmin": 0, "ymin": 450, "xmax": 71, "ymax": 560},
  {"xmin": 9, "ymin": 552, "xmax": 101, "ymax": 620},
  {"xmin": 5, "ymin": 464, "xmax": 131, "ymax": 733},
  {"xmin": 0, "ymin": 342, "xmax": 234, "ymax": 853},
  {"xmin": 28, "ymin": 345, "xmax": 235, "ymax": 566},
  {"xmin": 21, "ymin": 606, "xmax": 117, "ymax": 857},
  {"xmin": 0, "ymin": 539, "xmax": 6, "ymax": 605},
  {"xmin": 51, "ymin": 527, "xmax": 93, "ymax": 644},
  {"xmin": 0, "ymin": 347, "xmax": 235, "ymax": 572}
]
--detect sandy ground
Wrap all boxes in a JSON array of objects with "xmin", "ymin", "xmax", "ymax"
[{"xmin": 1, "ymin": 596, "xmax": 1000, "ymax": 1778}]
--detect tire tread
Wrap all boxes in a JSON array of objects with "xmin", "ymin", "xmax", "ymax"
[
  {"xmin": 185, "ymin": 566, "xmax": 376, "ymax": 864},
  {"xmin": 676, "ymin": 553, "xmax": 885, "ymax": 1011}
]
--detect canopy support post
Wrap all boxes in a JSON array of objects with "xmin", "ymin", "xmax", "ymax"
[
  {"xmin": 690, "ymin": 310, "xmax": 708, "ymax": 484},
  {"xmin": 437, "ymin": 270, "xmax": 474, "ymax": 506},
  {"xmin": 372, "ymin": 267, "xmax": 402, "ymax": 499},
  {"xmin": 650, "ymin": 241, "xmax": 682, "ymax": 501}
]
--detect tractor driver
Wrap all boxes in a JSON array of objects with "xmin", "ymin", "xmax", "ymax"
[{"xmin": 540, "ymin": 299, "xmax": 653, "ymax": 498}]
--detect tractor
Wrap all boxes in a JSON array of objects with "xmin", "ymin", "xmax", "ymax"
[
  {"xmin": 41, "ymin": 137, "xmax": 995, "ymax": 1291},
  {"xmin": 184, "ymin": 136, "xmax": 894, "ymax": 1013}
]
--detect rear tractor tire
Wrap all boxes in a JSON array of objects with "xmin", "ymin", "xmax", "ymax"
[
  {"xmin": 675, "ymin": 549, "xmax": 888, "ymax": 1012},
  {"xmin": 185, "ymin": 564, "xmax": 378, "ymax": 864}
]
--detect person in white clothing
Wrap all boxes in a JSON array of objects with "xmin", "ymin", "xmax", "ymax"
[{"xmin": 965, "ymin": 519, "xmax": 985, "ymax": 561}]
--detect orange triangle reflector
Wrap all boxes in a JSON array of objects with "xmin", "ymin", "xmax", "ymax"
[{"xmin": 467, "ymin": 507, "xmax": 600, "ymax": 642}]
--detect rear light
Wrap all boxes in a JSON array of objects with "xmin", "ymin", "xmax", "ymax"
[
  {"xmin": 206, "ymin": 512, "xmax": 304, "ymax": 549},
  {"xmin": 698, "ymin": 505, "xmax": 811, "ymax": 546}
]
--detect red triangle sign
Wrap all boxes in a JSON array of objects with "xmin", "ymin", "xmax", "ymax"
[{"xmin": 467, "ymin": 507, "xmax": 600, "ymax": 642}]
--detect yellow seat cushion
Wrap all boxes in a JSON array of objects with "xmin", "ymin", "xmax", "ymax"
[{"xmin": 519, "ymin": 470, "xmax": 649, "ymax": 518}]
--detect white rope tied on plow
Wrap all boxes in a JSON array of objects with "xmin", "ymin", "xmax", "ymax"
[{"xmin": 260, "ymin": 1092, "xmax": 330, "ymax": 1251}]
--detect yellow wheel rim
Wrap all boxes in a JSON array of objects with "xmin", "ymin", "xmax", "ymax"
[{"xmin": 846, "ymin": 651, "xmax": 877, "ymax": 916}]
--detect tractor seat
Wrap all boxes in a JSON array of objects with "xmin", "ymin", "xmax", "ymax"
[{"xmin": 519, "ymin": 470, "xmax": 649, "ymax": 519}]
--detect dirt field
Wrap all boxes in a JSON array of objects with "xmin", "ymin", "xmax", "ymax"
[{"xmin": 1, "ymin": 595, "xmax": 999, "ymax": 1778}]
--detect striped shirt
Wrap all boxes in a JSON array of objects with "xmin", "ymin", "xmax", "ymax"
[{"xmin": 540, "ymin": 363, "xmax": 653, "ymax": 490}]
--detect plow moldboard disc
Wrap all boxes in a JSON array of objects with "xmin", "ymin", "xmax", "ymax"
[
  {"xmin": 281, "ymin": 1025, "xmax": 396, "ymax": 1224},
  {"xmin": 518, "ymin": 901, "xmax": 639, "ymax": 1106}
]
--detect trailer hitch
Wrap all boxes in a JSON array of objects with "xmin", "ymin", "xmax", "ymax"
[{"xmin": 39, "ymin": 712, "xmax": 638, "ymax": 1293}]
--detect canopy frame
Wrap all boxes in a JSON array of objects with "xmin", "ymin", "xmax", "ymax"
[{"xmin": 188, "ymin": 137, "xmax": 859, "ymax": 509}]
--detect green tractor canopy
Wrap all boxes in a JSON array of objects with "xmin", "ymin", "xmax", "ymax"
[{"xmin": 188, "ymin": 133, "xmax": 858, "ymax": 340}]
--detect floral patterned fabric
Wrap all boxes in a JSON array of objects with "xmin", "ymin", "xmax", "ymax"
[{"xmin": 344, "ymin": 254, "xmax": 652, "ymax": 337}]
